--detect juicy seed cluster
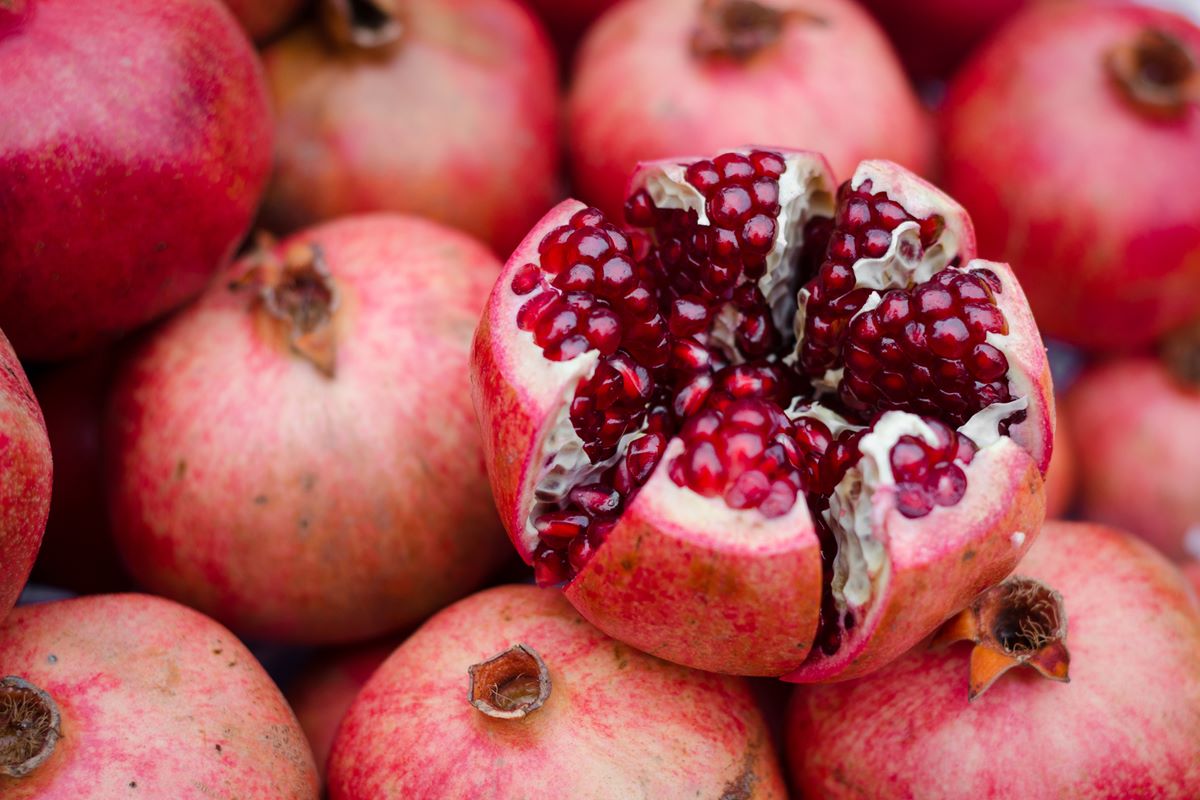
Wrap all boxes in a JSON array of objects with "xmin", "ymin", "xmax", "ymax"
[
  {"xmin": 888, "ymin": 420, "xmax": 977, "ymax": 519},
  {"xmin": 839, "ymin": 268, "xmax": 1013, "ymax": 426},
  {"xmin": 798, "ymin": 180, "xmax": 944, "ymax": 377}
]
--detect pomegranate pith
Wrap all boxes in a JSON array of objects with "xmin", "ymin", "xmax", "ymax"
[{"xmin": 472, "ymin": 147, "xmax": 1053, "ymax": 678}]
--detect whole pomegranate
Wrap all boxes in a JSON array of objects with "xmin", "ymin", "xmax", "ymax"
[
  {"xmin": 0, "ymin": 330, "xmax": 52, "ymax": 621},
  {"xmin": 1044, "ymin": 404, "xmax": 1076, "ymax": 518},
  {"xmin": 221, "ymin": 0, "xmax": 307, "ymax": 42},
  {"xmin": 471, "ymin": 146, "xmax": 1054, "ymax": 678},
  {"xmin": 29, "ymin": 353, "xmax": 129, "ymax": 594},
  {"xmin": 287, "ymin": 643, "xmax": 393, "ymax": 781},
  {"xmin": 787, "ymin": 521, "xmax": 1200, "ymax": 798},
  {"xmin": 106, "ymin": 215, "xmax": 511, "ymax": 644},
  {"xmin": 0, "ymin": 594, "xmax": 318, "ymax": 797},
  {"xmin": 260, "ymin": 0, "xmax": 560, "ymax": 256},
  {"xmin": 566, "ymin": 0, "xmax": 933, "ymax": 221},
  {"xmin": 941, "ymin": 3, "xmax": 1200, "ymax": 350},
  {"xmin": 327, "ymin": 585, "xmax": 787, "ymax": 799},
  {"xmin": 0, "ymin": 0, "xmax": 273, "ymax": 361},
  {"xmin": 1066, "ymin": 355, "xmax": 1200, "ymax": 561}
]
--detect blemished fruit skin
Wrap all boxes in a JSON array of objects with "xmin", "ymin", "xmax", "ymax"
[
  {"xmin": 261, "ymin": 0, "xmax": 560, "ymax": 257},
  {"xmin": 327, "ymin": 585, "xmax": 788, "ymax": 799},
  {"xmin": 1066, "ymin": 358, "xmax": 1200, "ymax": 561},
  {"xmin": 105, "ymin": 215, "xmax": 511, "ymax": 644},
  {"xmin": 0, "ymin": 594, "xmax": 319, "ymax": 798},
  {"xmin": 566, "ymin": 0, "xmax": 933, "ymax": 221},
  {"xmin": 941, "ymin": 2, "xmax": 1200, "ymax": 351},
  {"xmin": 786, "ymin": 521, "xmax": 1200, "ymax": 799},
  {"xmin": 0, "ymin": 0, "xmax": 273, "ymax": 361},
  {"xmin": 0, "ymin": 329, "xmax": 52, "ymax": 622},
  {"xmin": 221, "ymin": 0, "xmax": 307, "ymax": 42}
]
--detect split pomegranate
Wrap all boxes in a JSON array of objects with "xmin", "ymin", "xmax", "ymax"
[
  {"xmin": 260, "ymin": 0, "xmax": 560, "ymax": 256},
  {"xmin": 220, "ymin": 0, "xmax": 306, "ymax": 42},
  {"xmin": 1067, "ymin": 354, "xmax": 1200, "ymax": 561},
  {"xmin": 471, "ymin": 146, "xmax": 1053, "ymax": 678},
  {"xmin": 0, "ymin": 0, "xmax": 273, "ymax": 361},
  {"xmin": 106, "ymin": 215, "xmax": 511, "ymax": 644},
  {"xmin": 327, "ymin": 585, "xmax": 787, "ymax": 799},
  {"xmin": 0, "ymin": 329, "xmax": 52, "ymax": 622},
  {"xmin": 941, "ymin": 2, "xmax": 1200, "ymax": 350},
  {"xmin": 0, "ymin": 594, "xmax": 319, "ymax": 797},
  {"xmin": 786, "ymin": 521, "xmax": 1200, "ymax": 798},
  {"xmin": 566, "ymin": 0, "xmax": 933, "ymax": 222}
]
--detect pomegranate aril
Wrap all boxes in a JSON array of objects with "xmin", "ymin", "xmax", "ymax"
[
  {"xmin": 759, "ymin": 480, "xmax": 798, "ymax": 518},
  {"xmin": 741, "ymin": 215, "xmax": 776, "ymax": 253},
  {"xmin": 533, "ymin": 545, "xmax": 570, "ymax": 587},
  {"xmin": 569, "ymin": 484, "xmax": 621, "ymax": 516},
  {"xmin": 710, "ymin": 185, "xmax": 753, "ymax": 225},
  {"xmin": 968, "ymin": 343, "xmax": 1008, "ymax": 381},
  {"xmin": 915, "ymin": 285, "xmax": 955, "ymax": 319},
  {"xmin": 863, "ymin": 228, "xmax": 891, "ymax": 258},
  {"xmin": 584, "ymin": 310, "xmax": 621, "ymax": 354},
  {"xmin": 890, "ymin": 438, "xmax": 928, "ymax": 481},
  {"xmin": 749, "ymin": 150, "xmax": 785, "ymax": 178},
  {"xmin": 726, "ymin": 470, "xmax": 771, "ymax": 509},
  {"xmin": 896, "ymin": 484, "xmax": 935, "ymax": 518},
  {"xmin": 625, "ymin": 433, "xmax": 665, "ymax": 484},
  {"xmin": 714, "ymin": 151, "xmax": 754, "ymax": 182},
  {"xmin": 928, "ymin": 463, "xmax": 967, "ymax": 507},
  {"xmin": 929, "ymin": 317, "xmax": 971, "ymax": 358},
  {"xmin": 669, "ymin": 296, "xmax": 711, "ymax": 336},
  {"xmin": 685, "ymin": 440, "xmax": 726, "ymax": 496},
  {"xmin": 535, "ymin": 511, "xmax": 590, "ymax": 543},
  {"xmin": 517, "ymin": 292, "xmax": 556, "ymax": 331},
  {"xmin": 511, "ymin": 263, "xmax": 541, "ymax": 295},
  {"xmin": 557, "ymin": 262, "xmax": 596, "ymax": 291},
  {"xmin": 686, "ymin": 160, "xmax": 720, "ymax": 192}
]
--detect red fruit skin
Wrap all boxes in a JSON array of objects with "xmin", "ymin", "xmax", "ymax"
[
  {"xmin": 105, "ymin": 215, "xmax": 511, "ymax": 644},
  {"xmin": 220, "ymin": 0, "xmax": 306, "ymax": 42},
  {"xmin": 0, "ymin": 594, "xmax": 319, "ymax": 798},
  {"xmin": 1044, "ymin": 404, "xmax": 1076, "ymax": 518},
  {"xmin": 287, "ymin": 643, "xmax": 393, "ymax": 782},
  {"xmin": 29, "ymin": 353, "xmax": 130, "ymax": 594},
  {"xmin": 261, "ymin": 0, "xmax": 560, "ymax": 257},
  {"xmin": 1066, "ymin": 358, "xmax": 1200, "ymax": 561},
  {"xmin": 941, "ymin": 3, "xmax": 1200, "ymax": 351},
  {"xmin": 787, "ymin": 521, "xmax": 1200, "ymax": 799},
  {"xmin": 0, "ymin": 0, "xmax": 273, "ymax": 361},
  {"xmin": 567, "ymin": 0, "xmax": 933, "ymax": 220},
  {"xmin": 0, "ymin": 329, "xmax": 52, "ymax": 621},
  {"xmin": 327, "ymin": 585, "xmax": 787, "ymax": 799}
]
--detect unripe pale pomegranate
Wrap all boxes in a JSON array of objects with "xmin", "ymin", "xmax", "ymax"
[
  {"xmin": 0, "ymin": 594, "xmax": 318, "ymax": 797},
  {"xmin": 1066, "ymin": 354, "xmax": 1200, "ymax": 561},
  {"xmin": 787, "ymin": 521, "xmax": 1200, "ymax": 798},
  {"xmin": 567, "ymin": 0, "xmax": 933, "ymax": 221},
  {"xmin": 327, "ymin": 585, "xmax": 787, "ymax": 799},
  {"xmin": 941, "ymin": 3, "xmax": 1200, "ymax": 350},
  {"xmin": 221, "ymin": 0, "xmax": 307, "ymax": 42},
  {"xmin": 471, "ymin": 147, "xmax": 1053, "ymax": 678},
  {"xmin": 260, "ymin": 0, "xmax": 560, "ymax": 256},
  {"xmin": 287, "ymin": 643, "xmax": 393, "ymax": 781},
  {"xmin": 0, "ymin": 330, "xmax": 52, "ymax": 622},
  {"xmin": 1044, "ymin": 404, "xmax": 1076, "ymax": 518},
  {"xmin": 0, "ymin": 0, "xmax": 273, "ymax": 361},
  {"xmin": 106, "ymin": 215, "xmax": 511, "ymax": 644}
]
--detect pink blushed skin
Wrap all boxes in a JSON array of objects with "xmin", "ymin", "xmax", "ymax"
[
  {"xmin": 0, "ymin": 0, "xmax": 273, "ymax": 362},
  {"xmin": 260, "ymin": 0, "xmax": 560, "ymax": 257},
  {"xmin": 327, "ymin": 585, "xmax": 787, "ymax": 799},
  {"xmin": 220, "ymin": 0, "xmax": 306, "ymax": 42},
  {"xmin": 287, "ymin": 643, "xmax": 393, "ymax": 782},
  {"xmin": 0, "ymin": 329, "xmax": 52, "ymax": 621},
  {"xmin": 567, "ymin": 0, "xmax": 933, "ymax": 221},
  {"xmin": 786, "ymin": 521, "xmax": 1200, "ymax": 798},
  {"xmin": 941, "ymin": 3, "xmax": 1200, "ymax": 351},
  {"xmin": 1066, "ymin": 358, "xmax": 1200, "ymax": 561},
  {"xmin": 0, "ymin": 594, "xmax": 318, "ymax": 798},
  {"xmin": 106, "ymin": 215, "xmax": 511, "ymax": 644}
]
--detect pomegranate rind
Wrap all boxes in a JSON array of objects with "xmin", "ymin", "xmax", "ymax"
[
  {"xmin": 564, "ymin": 447, "xmax": 823, "ymax": 676},
  {"xmin": 782, "ymin": 438, "xmax": 1045, "ymax": 683},
  {"xmin": 850, "ymin": 160, "xmax": 977, "ymax": 262}
]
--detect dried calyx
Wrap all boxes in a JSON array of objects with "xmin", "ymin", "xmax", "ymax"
[
  {"xmin": 934, "ymin": 576, "xmax": 1070, "ymax": 701},
  {"xmin": 1106, "ymin": 27, "xmax": 1200, "ymax": 119},
  {"xmin": 467, "ymin": 644, "xmax": 551, "ymax": 720},
  {"xmin": 691, "ymin": 0, "xmax": 825, "ymax": 62},
  {"xmin": 321, "ymin": 0, "xmax": 402, "ymax": 50},
  {"xmin": 0, "ymin": 676, "xmax": 60, "ymax": 779}
]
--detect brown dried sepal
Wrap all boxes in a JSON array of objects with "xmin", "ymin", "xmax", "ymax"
[
  {"xmin": 467, "ymin": 644, "xmax": 551, "ymax": 720},
  {"xmin": 0, "ymin": 676, "xmax": 60, "ymax": 779},
  {"xmin": 321, "ymin": 0, "xmax": 402, "ymax": 50},
  {"xmin": 933, "ymin": 576, "xmax": 1070, "ymax": 701},
  {"xmin": 232, "ymin": 235, "xmax": 341, "ymax": 378},
  {"xmin": 691, "ymin": 0, "xmax": 826, "ymax": 63},
  {"xmin": 1106, "ymin": 27, "xmax": 1200, "ymax": 119}
]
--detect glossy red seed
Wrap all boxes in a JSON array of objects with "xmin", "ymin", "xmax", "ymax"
[
  {"xmin": 749, "ymin": 150, "xmax": 785, "ymax": 178},
  {"xmin": 863, "ymin": 228, "xmax": 891, "ymax": 258},
  {"xmin": 896, "ymin": 484, "xmax": 935, "ymax": 518},
  {"xmin": 584, "ymin": 310, "xmax": 621, "ymax": 354},
  {"xmin": 929, "ymin": 317, "xmax": 971, "ymax": 358},
  {"xmin": 968, "ymin": 342, "xmax": 1009, "ymax": 381},
  {"xmin": 686, "ymin": 160, "xmax": 720, "ymax": 192},
  {"xmin": 710, "ymin": 185, "xmax": 753, "ymax": 225},
  {"xmin": 511, "ymin": 263, "xmax": 541, "ymax": 295},
  {"xmin": 533, "ymin": 546, "xmax": 570, "ymax": 587},
  {"xmin": 741, "ymin": 214, "xmax": 776, "ymax": 253},
  {"xmin": 714, "ymin": 151, "xmax": 754, "ymax": 182},
  {"xmin": 669, "ymin": 296, "xmax": 711, "ymax": 336},
  {"xmin": 517, "ymin": 291, "xmax": 556, "ymax": 331}
]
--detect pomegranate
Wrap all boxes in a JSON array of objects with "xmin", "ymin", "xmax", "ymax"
[
  {"xmin": 29, "ymin": 353, "xmax": 129, "ymax": 594},
  {"xmin": 287, "ymin": 643, "xmax": 393, "ymax": 781},
  {"xmin": 0, "ymin": 330, "xmax": 51, "ymax": 622},
  {"xmin": 327, "ymin": 585, "xmax": 787, "ymax": 799},
  {"xmin": 221, "ymin": 0, "xmax": 307, "ymax": 42},
  {"xmin": 471, "ymin": 146, "xmax": 1053, "ymax": 678},
  {"xmin": 106, "ymin": 215, "xmax": 511, "ymax": 644},
  {"xmin": 786, "ymin": 521, "xmax": 1200, "ymax": 798},
  {"xmin": 1066, "ymin": 354, "xmax": 1200, "ymax": 561},
  {"xmin": 1044, "ymin": 404, "xmax": 1076, "ymax": 518},
  {"xmin": 566, "ymin": 0, "xmax": 933, "ymax": 222},
  {"xmin": 941, "ymin": 3, "xmax": 1200, "ymax": 350},
  {"xmin": 0, "ymin": 594, "xmax": 318, "ymax": 797},
  {"xmin": 260, "ymin": 0, "xmax": 560, "ymax": 256},
  {"xmin": 0, "ymin": 0, "xmax": 273, "ymax": 362}
]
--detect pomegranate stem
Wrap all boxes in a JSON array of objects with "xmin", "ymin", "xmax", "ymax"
[
  {"xmin": 0, "ymin": 676, "xmax": 60, "ymax": 779},
  {"xmin": 467, "ymin": 644, "xmax": 551, "ymax": 720},
  {"xmin": 1106, "ymin": 27, "xmax": 1200, "ymax": 119},
  {"xmin": 321, "ymin": 0, "xmax": 402, "ymax": 50}
]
